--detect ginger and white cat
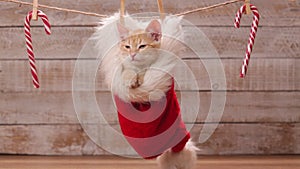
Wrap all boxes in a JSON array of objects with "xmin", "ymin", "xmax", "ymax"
[
  {"xmin": 101, "ymin": 19, "xmax": 176, "ymax": 103},
  {"xmin": 99, "ymin": 16, "xmax": 197, "ymax": 169},
  {"xmin": 99, "ymin": 14, "xmax": 188, "ymax": 103},
  {"xmin": 117, "ymin": 20, "xmax": 162, "ymax": 90}
]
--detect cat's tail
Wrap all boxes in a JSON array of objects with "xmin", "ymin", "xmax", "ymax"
[{"xmin": 157, "ymin": 140, "xmax": 199, "ymax": 169}]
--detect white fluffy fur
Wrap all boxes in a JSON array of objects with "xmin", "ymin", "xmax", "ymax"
[
  {"xmin": 157, "ymin": 140, "xmax": 199, "ymax": 169},
  {"xmin": 96, "ymin": 13, "xmax": 185, "ymax": 102}
]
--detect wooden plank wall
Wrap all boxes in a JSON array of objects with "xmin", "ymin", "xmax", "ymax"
[{"xmin": 0, "ymin": 0, "xmax": 299, "ymax": 155}]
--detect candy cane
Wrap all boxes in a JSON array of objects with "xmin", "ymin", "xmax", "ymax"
[
  {"xmin": 234, "ymin": 4, "xmax": 260, "ymax": 78},
  {"xmin": 24, "ymin": 10, "xmax": 51, "ymax": 88}
]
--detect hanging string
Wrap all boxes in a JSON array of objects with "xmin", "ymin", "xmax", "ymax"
[
  {"xmin": 175, "ymin": 0, "xmax": 242, "ymax": 16},
  {"xmin": 1, "ymin": 0, "xmax": 108, "ymax": 18},
  {"xmin": 1, "ymin": 0, "xmax": 243, "ymax": 18}
]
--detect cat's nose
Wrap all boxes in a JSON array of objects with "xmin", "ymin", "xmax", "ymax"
[{"xmin": 130, "ymin": 53, "xmax": 136, "ymax": 60}]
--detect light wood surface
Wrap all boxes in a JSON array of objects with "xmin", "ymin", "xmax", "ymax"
[
  {"xmin": 1, "ymin": 59, "xmax": 299, "ymax": 92},
  {"xmin": 0, "ymin": 156, "xmax": 299, "ymax": 169},
  {"xmin": 0, "ymin": 0, "xmax": 299, "ymax": 156},
  {"xmin": 1, "ymin": 27, "xmax": 299, "ymax": 60},
  {"xmin": 0, "ymin": 91, "xmax": 299, "ymax": 124},
  {"xmin": 0, "ymin": 0, "xmax": 299, "ymax": 26},
  {"xmin": 0, "ymin": 124, "xmax": 299, "ymax": 155}
]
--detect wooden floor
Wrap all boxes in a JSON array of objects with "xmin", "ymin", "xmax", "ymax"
[{"xmin": 0, "ymin": 156, "xmax": 299, "ymax": 169}]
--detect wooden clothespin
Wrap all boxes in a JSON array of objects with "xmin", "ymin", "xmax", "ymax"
[
  {"xmin": 32, "ymin": 0, "xmax": 38, "ymax": 21},
  {"xmin": 120, "ymin": 0, "xmax": 125, "ymax": 24},
  {"xmin": 245, "ymin": 0, "xmax": 251, "ymax": 15},
  {"xmin": 157, "ymin": 0, "xmax": 165, "ymax": 20}
]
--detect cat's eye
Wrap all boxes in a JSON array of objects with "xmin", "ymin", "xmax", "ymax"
[
  {"xmin": 124, "ymin": 45, "xmax": 131, "ymax": 49},
  {"xmin": 138, "ymin": 45, "xmax": 147, "ymax": 49}
]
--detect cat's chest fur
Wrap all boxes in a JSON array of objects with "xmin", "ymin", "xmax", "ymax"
[{"xmin": 121, "ymin": 59, "xmax": 151, "ymax": 89}]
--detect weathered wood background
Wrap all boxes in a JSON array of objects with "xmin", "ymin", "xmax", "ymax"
[{"xmin": 0, "ymin": 0, "xmax": 299, "ymax": 155}]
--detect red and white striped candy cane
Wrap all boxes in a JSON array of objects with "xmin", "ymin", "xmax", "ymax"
[
  {"xmin": 234, "ymin": 4, "xmax": 260, "ymax": 78},
  {"xmin": 24, "ymin": 10, "xmax": 51, "ymax": 88}
]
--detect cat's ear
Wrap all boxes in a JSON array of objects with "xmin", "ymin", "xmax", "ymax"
[
  {"xmin": 117, "ymin": 22, "xmax": 129, "ymax": 40},
  {"xmin": 145, "ymin": 20, "xmax": 162, "ymax": 41}
]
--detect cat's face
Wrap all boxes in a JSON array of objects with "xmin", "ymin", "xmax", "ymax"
[{"xmin": 117, "ymin": 20, "xmax": 162, "ymax": 66}]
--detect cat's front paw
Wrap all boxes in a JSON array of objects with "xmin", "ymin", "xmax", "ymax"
[
  {"xmin": 124, "ymin": 77, "xmax": 140, "ymax": 89},
  {"xmin": 122, "ymin": 70, "xmax": 143, "ymax": 89},
  {"xmin": 129, "ymin": 78, "xmax": 140, "ymax": 89}
]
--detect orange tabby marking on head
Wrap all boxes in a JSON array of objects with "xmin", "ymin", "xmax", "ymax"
[{"xmin": 117, "ymin": 20, "xmax": 162, "ymax": 89}]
